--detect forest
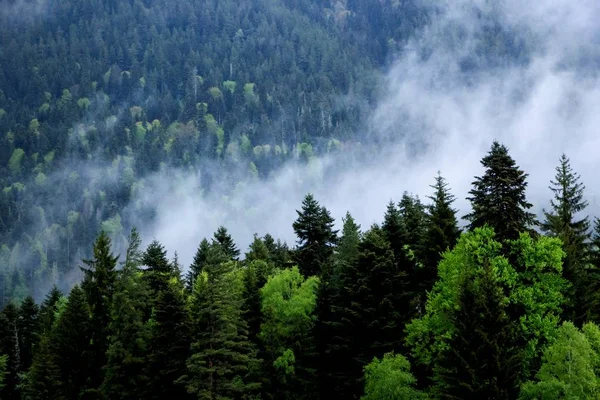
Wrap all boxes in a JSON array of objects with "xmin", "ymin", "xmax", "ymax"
[{"xmin": 1, "ymin": 141, "xmax": 600, "ymax": 399}]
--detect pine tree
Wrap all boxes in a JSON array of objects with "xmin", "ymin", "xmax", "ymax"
[
  {"xmin": 587, "ymin": 218, "xmax": 600, "ymax": 323},
  {"xmin": 433, "ymin": 260, "xmax": 523, "ymax": 399},
  {"xmin": 142, "ymin": 240, "xmax": 173, "ymax": 294},
  {"xmin": 542, "ymin": 154, "xmax": 591, "ymax": 324},
  {"xmin": 398, "ymin": 192, "xmax": 427, "ymax": 260},
  {"xmin": 186, "ymin": 238, "xmax": 211, "ymax": 291},
  {"xmin": 421, "ymin": 173, "xmax": 460, "ymax": 312},
  {"xmin": 80, "ymin": 230, "xmax": 119, "ymax": 392},
  {"xmin": 337, "ymin": 225, "xmax": 409, "ymax": 398},
  {"xmin": 318, "ymin": 212, "xmax": 362, "ymax": 399},
  {"xmin": 146, "ymin": 277, "xmax": 191, "ymax": 399},
  {"xmin": 102, "ymin": 228, "xmax": 152, "ymax": 400},
  {"xmin": 381, "ymin": 201, "xmax": 405, "ymax": 262},
  {"xmin": 51, "ymin": 285, "xmax": 92, "ymax": 399},
  {"xmin": 0, "ymin": 303, "xmax": 20, "ymax": 400},
  {"xmin": 245, "ymin": 234, "xmax": 271, "ymax": 262},
  {"xmin": 292, "ymin": 193, "xmax": 338, "ymax": 277},
  {"xmin": 17, "ymin": 296, "xmax": 38, "ymax": 372},
  {"xmin": 214, "ymin": 226, "xmax": 240, "ymax": 260},
  {"xmin": 464, "ymin": 141, "xmax": 536, "ymax": 241},
  {"xmin": 21, "ymin": 334, "xmax": 62, "ymax": 400},
  {"xmin": 186, "ymin": 246, "xmax": 260, "ymax": 399},
  {"xmin": 37, "ymin": 286, "xmax": 62, "ymax": 335}
]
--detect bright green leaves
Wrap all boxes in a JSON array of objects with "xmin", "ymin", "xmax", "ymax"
[{"xmin": 362, "ymin": 353, "xmax": 426, "ymax": 400}]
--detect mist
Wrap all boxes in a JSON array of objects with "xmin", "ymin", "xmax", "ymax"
[{"xmin": 132, "ymin": 0, "xmax": 600, "ymax": 269}]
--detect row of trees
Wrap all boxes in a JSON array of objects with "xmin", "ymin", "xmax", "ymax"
[{"xmin": 1, "ymin": 141, "xmax": 599, "ymax": 399}]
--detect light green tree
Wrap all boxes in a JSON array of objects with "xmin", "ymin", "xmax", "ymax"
[{"xmin": 362, "ymin": 352, "xmax": 427, "ymax": 400}]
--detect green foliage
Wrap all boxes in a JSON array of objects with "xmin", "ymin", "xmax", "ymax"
[
  {"xmin": 362, "ymin": 353, "xmax": 426, "ymax": 400},
  {"xmin": 406, "ymin": 227, "xmax": 567, "ymax": 385},
  {"xmin": 260, "ymin": 266, "xmax": 319, "ymax": 398},
  {"xmin": 0, "ymin": 354, "xmax": 6, "ymax": 391},
  {"xmin": 520, "ymin": 322, "xmax": 600, "ymax": 399},
  {"xmin": 8, "ymin": 148, "xmax": 25, "ymax": 174},
  {"xmin": 464, "ymin": 141, "xmax": 537, "ymax": 241},
  {"xmin": 292, "ymin": 193, "xmax": 338, "ymax": 277},
  {"xmin": 185, "ymin": 252, "xmax": 260, "ymax": 399},
  {"xmin": 541, "ymin": 154, "xmax": 591, "ymax": 324}
]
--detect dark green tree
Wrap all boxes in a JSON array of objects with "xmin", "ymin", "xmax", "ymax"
[
  {"xmin": 186, "ymin": 238, "xmax": 211, "ymax": 291},
  {"xmin": 245, "ymin": 234, "xmax": 271, "ymax": 263},
  {"xmin": 17, "ymin": 296, "xmax": 39, "ymax": 372},
  {"xmin": 51, "ymin": 285, "xmax": 92, "ymax": 399},
  {"xmin": 0, "ymin": 302, "xmax": 20, "ymax": 400},
  {"xmin": 80, "ymin": 230, "xmax": 119, "ymax": 392},
  {"xmin": 399, "ymin": 192, "xmax": 427, "ymax": 260},
  {"xmin": 433, "ymin": 259, "xmax": 523, "ymax": 398},
  {"xmin": 142, "ymin": 240, "xmax": 173, "ymax": 294},
  {"xmin": 186, "ymin": 246, "xmax": 260, "ymax": 399},
  {"xmin": 292, "ymin": 193, "xmax": 338, "ymax": 277},
  {"xmin": 37, "ymin": 286, "xmax": 62, "ymax": 335},
  {"xmin": 318, "ymin": 212, "xmax": 362, "ymax": 399},
  {"xmin": 102, "ymin": 228, "xmax": 152, "ymax": 399},
  {"xmin": 214, "ymin": 226, "xmax": 240, "ymax": 260},
  {"xmin": 420, "ymin": 173, "xmax": 461, "ymax": 311},
  {"xmin": 464, "ymin": 141, "xmax": 536, "ymax": 241},
  {"xmin": 541, "ymin": 154, "xmax": 591, "ymax": 324},
  {"xmin": 21, "ymin": 334, "xmax": 62, "ymax": 400}
]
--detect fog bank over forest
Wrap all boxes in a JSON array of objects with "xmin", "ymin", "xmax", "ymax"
[{"xmin": 141, "ymin": 0, "xmax": 600, "ymax": 268}]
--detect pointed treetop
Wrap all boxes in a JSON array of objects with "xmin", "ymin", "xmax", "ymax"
[{"xmin": 213, "ymin": 226, "xmax": 240, "ymax": 260}]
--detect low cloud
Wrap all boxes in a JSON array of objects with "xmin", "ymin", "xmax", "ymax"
[{"xmin": 137, "ymin": 0, "xmax": 600, "ymax": 268}]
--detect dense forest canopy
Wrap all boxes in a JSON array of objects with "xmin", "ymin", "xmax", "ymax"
[{"xmin": 2, "ymin": 0, "xmax": 600, "ymax": 397}]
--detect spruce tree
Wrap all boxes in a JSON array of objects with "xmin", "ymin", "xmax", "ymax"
[
  {"xmin": 433, "ymin": 260, "xmax": 523, "ymax": 399},
  {"xmin": 51, "ymin": 285, "xmax": 92, "ymax": 399},
  {"xmin": 381, "ymin": 201, "xmax": 405, "ymax": 262},
  {"xmin": 142, "ymin": 240, "xmax": 172, "ymax": 294},
  {"xmin": 102, "ymin": 228, "xmax": 152, "ymax": 400},
  {"xmin": 0, "ymin": 303, "xmax": 20, "ymax": 400},
  {"xmin": 398, "ymin": 192, "xmax": 427, "ymax": 260},
  {"xmin": 421, "ymin": 173, "xmax": 460, "ymax": 311},
  {"xmin": 464, "ymin": 141, "xmax": 536, "ymax": 241},
  {"xmin": 37, "ymin": 286, "xmax": 62, "ymax": 335},
  {"xmin": 80, "ymin": 230, "xmax": 119, "ymax": 392},
  {"xmin": 542, "ymin": 154, "xmax": 591, "ymax": 324},
  {"xmin": 245, "ymin": 234, "xmax": 271, "ymax": 262},
  {"xmin": 17, "ymin": 296, "xmax": 38, "ymax": 372},
  {"xmin": 318, "ymin": 212, "xmax": 361, "ymax": 399},
  {"xmin": 292, "ymin": 193, "xmax": 338, "ymax": 277},
  {"xmin": 186, "ymin": 246, "xmax": 260, "ymax": 399},
  {"xmin": 146, "ymin": 277, "xmax": 191, "ymax": 399},
  {"xmin": 338, "ymin": 225, "xmax": 409, "ymax": 398},
  {"xmin": 21, "ymin": 334, "xmax": 62, "ymax": 400},
  {"xmin": 214, "ymin": 226, "xmax": 240, "ymax": 260},
  {"xmin": 186, "ymin": 238, "xmax": 211, "ymax": 291}
]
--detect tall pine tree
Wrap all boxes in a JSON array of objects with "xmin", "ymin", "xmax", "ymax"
[
  {"xmin": 213, "ymin": 226, "xmax": 240, "ymax": 260},
  {"xmin": 80, "ymin": 230, "xmax": 119, "ymax": 393},
  {"xmin": 542, "ymin": 154, "xmax": 591, "ymax": 324},
  {"xmin": 292, "ymin": 193, "xmax": 338, "ymax": 277},
  {"xmin": 186, "ymin": 246, "xmax": 260, "ymax": 399},
  {"xmin": 464, "ymin": 141, "xmax": 536, "ymax": 241}
]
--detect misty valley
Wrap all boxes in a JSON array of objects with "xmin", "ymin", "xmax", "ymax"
[{"xmin": 1, "ymin": 0, "xmax": 600, "ymax": 398}]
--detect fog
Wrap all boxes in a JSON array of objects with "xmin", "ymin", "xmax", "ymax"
[{"xmin": 137, "ymin": 0, "xmax": 600, "ymax": 268}]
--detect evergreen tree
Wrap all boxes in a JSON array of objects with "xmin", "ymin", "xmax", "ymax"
[
  {"xmin": 464, "ymin": 141, "xmax": 536, "ymax": 241},
  {"xmin": 381, "ymin": 201, "xmax": 405, "ymax": 262},
  {"xmin": 37, "ymin": 286, "xmax": 62, "ymax": 335},
  {"xmin": 587, "ymin": 218, "xmax": 600, "ymax": 323},
  {"xmin": 17, "ymin": 296, "xmax": 38, "ymax": 372},
  {"xmin": 420, "ymin": 173, "xmax": 460, "ymax": 311},
  {"xmin": 337, "ymin": 225, "xmax": 409, "ymax": 398},
  {"xmin": 214, "ymin": 226, "xmax": 241, "ymax": 260},
  {"xmin": 0, "ymin": 354, "xmax": 7, "ymax": 392},
  {"xmin": 186, "ymin": 246, "xmax": 260, "ymax": 399},
  {"xmin": 245, "ymin": 234, "xmax": 271, "ymax": 263},
  {"xmin": 541, "ymin": 154, "xmax": 591, "ymax": 324},
  {"xmin": 186, "ymin": 238, "xmax": 211, "ymax": 291},
  {"xmin": 146, "ymin": 276, "xmax": 191, "ymax": 399},
  {"xmin": 318, "ymin": 212, "xmax": 361, "ymax": 399},
  {"xmin": 433, "ymin": 259, "xmax": 523, "ymax": 398},
  {"xmin": 398, "ymin": 192, "xmax": 427, "ymax": 260},
  {"xmin": 292, "ymin": 193, "xmax": 338, "ymax": 277},
  {"xmin": 102, "ymin": 228, "xmax": 152, "ymax": 400},
  {"xmin": 0, "ymin": 302, "xmax": 20, "ymax": 400},
  {"xmin": 80, "ymin": 230, "xmax": 119, "ymax": 392},
  {"xmin": 142, "ymin": 240, "xmax": 172, "ymax": 294},
  {"xmin": 21, "ymin": 335, "xmax": 62, "ymax": 400},
  {"xmin": 51, "ymin": 285, "xmax": 92, "ymax": 399}
]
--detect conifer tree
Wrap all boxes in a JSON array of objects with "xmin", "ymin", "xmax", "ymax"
[
  {"xmin": 51, "ymin": 285, "xmax": 92, "ymax": 399},
  {"xmin": 382, "ymin": 201, "xmax": 405, "ymax": 262},
  {"xmin": 80, "ymin": 230, "xmax": 119, "ymax": 392},
  {"xmin": 146, "ymin": 277, "xmax": 191, "ymax": 399},
  {"xmin": 433, "ymin": 259, "xmax": 523, "ymax": 398},
  {"xmin": 421, "ymin": 173, "xmax": 460, "ymax": 310},
  {"xmin": 337, "ymin": 225, "xmax": 409, "ymax": 398},
  {"xmin": 17, "ymin": 296, "xmax": 38, "ymax": 372},
  {"xmin": 186, "ymin": 238, "xmax": 210, "ymax": 291},
  {"xmin": 214, "ymin": 226, "xmax": 240, "ymax": 260},
  {"xmin": 0, "ymin": 302, "xmax": 20, "ymax": 400},
  {"xmin": 102, "ymin": 228, "xmax": 152, "ymax": 399},
  {"xmin": 292, "ymin": 193, "xmax": 338, "ymax": 277},
  {"xmin": 245, "ymin": 234, "xmax": 271, "ymax": 262},
  {"xmin": 142, "ymin": 240, "xmax": 172, "ymax": 294},
  {"xmin": 464, "ymin": 141, "xmax": 536, "ymax": 241},
  {"xmin": 21, "ymin": 334, "xmax": 61, "ymax": 400},
  {"xmin": 186, "ymin": 246, "xmax": 260, "ymax": 399},
  {"xmin": 318, "ymin": 212, "xmax": 361, "ymax": 399},
  {"xmin": 542, "ymin": 154, "xmax": 591, "ymax": 324},
  {"xmin": 399, "ymin": 192, "xmax": 427, "ymax": 260},
  {"xmin": 37, "ymin": 286, "xmax": 62, "ymax": 335}
]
